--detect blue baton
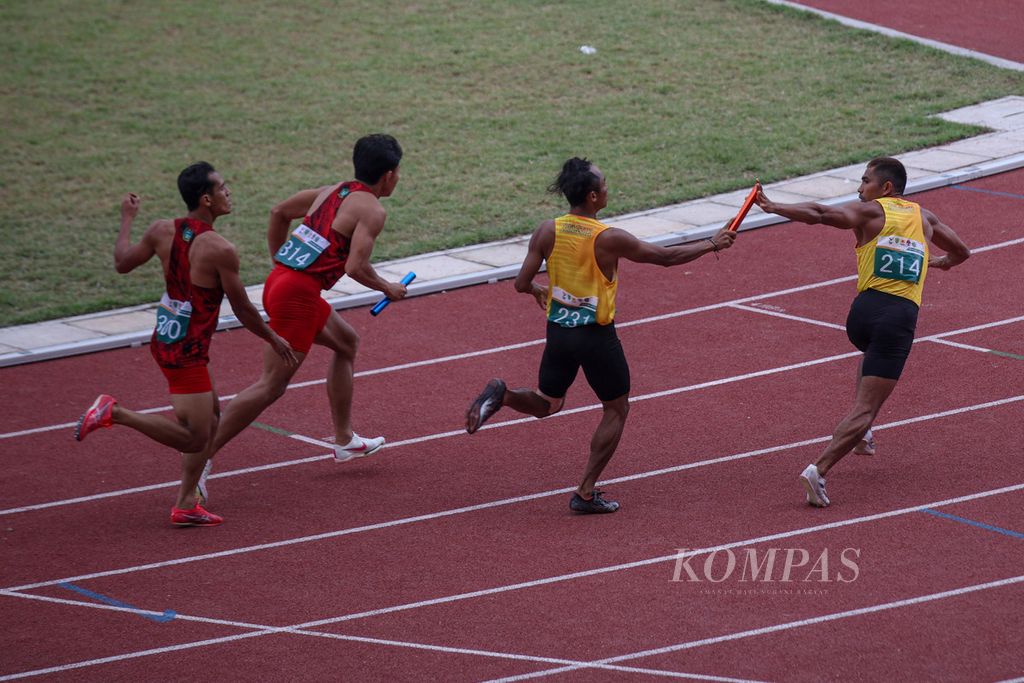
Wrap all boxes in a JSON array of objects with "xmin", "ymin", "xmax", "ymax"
[{"xmin": 370, "ymin": 272, "xmax": 416, "ymax": 316}]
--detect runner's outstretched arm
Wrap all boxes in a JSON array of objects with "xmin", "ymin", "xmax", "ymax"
[
  {"xmin": 601, "ymin": 222, "xmax": 736, "ymax": 267},
  {"xmin": 755, "ymin": 188, "xmax": 877, "ymax": 230}
]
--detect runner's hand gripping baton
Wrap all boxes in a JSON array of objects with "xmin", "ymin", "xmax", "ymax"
[
  {"xmin": 370, "ymin": 272, "xmax": 416, "ymax": 316},
  {"xmin": 727, "ymin": 181, "xmax": 762, "ymax": 232}
]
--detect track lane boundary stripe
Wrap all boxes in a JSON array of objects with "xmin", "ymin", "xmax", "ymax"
[{"xmin": 5, "ymin": 395, "xmax": 1022, "ymax": 592}]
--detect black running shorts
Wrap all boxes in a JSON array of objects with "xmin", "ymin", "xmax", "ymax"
[
  {"xmin": 538, "ymin": 321, "xmax": 630, "ymax": 402},
  {"xmin": 845, "ymin": 288, "xmax": 919, "ymax": 380}
]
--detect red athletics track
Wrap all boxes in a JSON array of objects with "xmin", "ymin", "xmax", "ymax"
[
  {"xmin": 2, "ymin": 170, "xmax": 1023, "ymax": 681},
  {"xmin": 790, "ymin": 0, "xmax": 1024, "ymax": 63}
]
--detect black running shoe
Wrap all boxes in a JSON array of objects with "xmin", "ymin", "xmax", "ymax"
[
  {"xmin": 466, "ymin": 379, "xmax": 506, "ymax": 434},
  {"xmin": 569, "ymin": 490, "xmax": 620, "ymax": 514}
]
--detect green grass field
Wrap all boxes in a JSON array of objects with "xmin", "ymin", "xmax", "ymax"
[{"xmin": 1, "ymin": 0, "xmax": 1021, "ymax": 326}]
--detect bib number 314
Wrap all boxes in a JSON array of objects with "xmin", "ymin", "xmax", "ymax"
[{"xmin": 275, "ymin": 224, "xmax": 330, "ymax": 270}]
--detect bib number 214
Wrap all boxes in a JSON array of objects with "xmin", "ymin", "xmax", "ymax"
[{"xmin": 874, "ymin": 248, "xmax": 922, "ymax": 283}]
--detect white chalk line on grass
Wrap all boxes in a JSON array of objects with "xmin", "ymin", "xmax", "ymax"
[
  {"xmin": 484, "ymin": 573, "xmax": 1024, "ymax": 682},
  {"xmin": 5, "ymin": 481, "xmax": 1023, "ymax": 681},
  {"xmin": 0, "ymin": 592, "xmax": 756, "ymax": 683},
  {"xmin": 7, "ymin": 309, "xmax": 1022, "ymax": 518},
  {"xmin": 5, "ymin": 393, "xmax": 1022, "ymax": 594},
  {"xmin": 8, "ymin": 235, "xmax": 1024, "ymax": 440}
]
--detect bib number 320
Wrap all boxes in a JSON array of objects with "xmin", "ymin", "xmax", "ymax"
[{"xmin": 155, "ymin": 294, "xmax": 192, "ymax": 344}]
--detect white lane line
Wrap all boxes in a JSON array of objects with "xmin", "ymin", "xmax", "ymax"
[
  {"xmin": 972, "ymin": 237, "xmax": 1024, "ymax": 254},
  {"xmin": 7, "ymin": 390, "xmax": 1020, "ymax": 592},
  {"xmin": 4, "ymin": 308, "xmax": 1022, "ymax": 518},
  {"xmin": 922, "ymin": 316, "xmax": 1024, "ymax": 340},
  {"xmin": 0, "ymin": 452, "xmax": 335, "ymax": 516},
  {"xmin": 484, "ymin": 574, "xmax": 1024, "ymax": 682},
  {"xmin": 600, "ymin": 395, "xmax": 1024, "ymax": 488},
  {"xmin": 9, "ymin": 479, "xmax": 1024, "ymax": 681},
  {"xmin": 281, "ymin": 482, "xmax": 1024, "ymax": 632},
  {"xmin": 4, "ymin": 274, "xmax": 857, "ymax": 442},
  {"xmin": 0, "ymin": 590, "xmax": 765, "ymax": 683},
  {"xmin": 0, "ymin": 337, "xmax": 547, "ymax": 441},
  {"xmin": 5, "ymin": 235, "xmax": 1022, "ymax": 442},
  {"xmin": 729, "ymin": 305, "xmax": 1024, "ymax": 353},
  {"xmin": 761, "ymin": 0, "xmax": 1024, "ymax": 71},
  {"xmin": 930, "ymin": 338, "xmax": 994, "ymax": 353},
  {"xmin": 0, "ymin": 347, "xmax": 862, "ymax": 516},
  {"xmin": 726, "ymin": 304, "xmax": 846, "ymax": 330},
  {"xmin": 0, "ymin": 628, "xmax": 273, "ymax": 682}
]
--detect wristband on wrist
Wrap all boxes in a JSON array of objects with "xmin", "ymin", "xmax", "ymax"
[{"xmin": 706, "ymin": 237, "xmax": 720, "ymax": 260}]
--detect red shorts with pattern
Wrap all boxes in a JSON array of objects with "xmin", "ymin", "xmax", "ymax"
[
  {"xmin": 160, "ymin": 365, "xmax": 213, "ymax": 395},
  {"xmin": 263, "ymin": 265, "xmax": 331, "ymax": 354}
]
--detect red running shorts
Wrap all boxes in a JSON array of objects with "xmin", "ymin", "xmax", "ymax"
[
  {"xmin": 262, "ymin": 265, "xmax": 331, "ymax": 354},
  {"xmin": 159, "ymin": 364, "xmax": 213, "ymax": 395}
]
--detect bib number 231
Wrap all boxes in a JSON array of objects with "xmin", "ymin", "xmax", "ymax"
[{"xmin": 275, "ymin": 224, "xmax": 329, "ymax": 270}]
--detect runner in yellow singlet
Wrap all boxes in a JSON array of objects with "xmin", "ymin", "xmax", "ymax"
[
  {"xmin": 465, "ymin": 157, "xmax": 738, "ymax": 514},
  {"xmin": 755, "ymin": 157, "xmax": 971, "ymax": 507}
]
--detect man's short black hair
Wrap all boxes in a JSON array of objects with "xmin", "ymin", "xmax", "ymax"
[
  {"xmin": 353, "ymin": 134, "xmax": 403, "ymax": 185},
  {"xmin": 177, "ymin": 162, "xmax": 216, "ymax": 211},
  {"xmin": 867, "ymin": 157, "xmax": 907, "ymax": 195},
  {"xmin": 548, "ymin": 157, "xmax": 602, "ymax": 207}
]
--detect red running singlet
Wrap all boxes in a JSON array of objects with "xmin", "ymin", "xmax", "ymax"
[
  {"xmin": 273, "ymin": 181, "xmax": 372, "ymax": 290},
  {"xmin": 150, "ymin": 218, "xmax": 225, "ymax": 369}
]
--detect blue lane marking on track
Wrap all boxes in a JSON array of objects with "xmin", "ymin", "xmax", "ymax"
[
  {"xmin": 58, "ymin": 582, "xmax": 176, "ymax": 623},
  {"xmin": 922, "ymin": 508, "xmax": 1024, "ymax": 540},
  {"xmin": 950, "ymin": 185, "xmax": 1024, "ymax": 201}
]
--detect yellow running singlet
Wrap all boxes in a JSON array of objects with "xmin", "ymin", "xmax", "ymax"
[
  {"xmin": 546, "ymin": 214, "xmax": 618, "ymax": 327},
  {"xmin": 855, "ymin": 197, "xmax": 929, "ymax": 306}
]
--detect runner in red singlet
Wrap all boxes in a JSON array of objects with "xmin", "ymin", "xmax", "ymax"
[
  {"xmin": 74, "ymin": 162, "xmax": 296, "ymax": 526},
  {"xmin": 202, "ymin": 135, "xmax": 408, "ymax": 479}
]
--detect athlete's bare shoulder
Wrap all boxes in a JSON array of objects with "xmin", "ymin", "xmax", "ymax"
[
  {"xmin": 335, "ymin": 189, "xmax": 385, "ymax": 238},
  {"xmin": 594, "ymin": 226, "xmax": 632, "ymax": 249},
  {"xmin": 347, "ymin": 189, "xmax": 386, "ymax": 217},
  {"xmin": 142, "ymin": 219, "xmax": 177, "ymax": 261},
  {"xmin": 145, "ymin": 218, "xmax": 176, "ymax": 243},
  {"xmin": 533, "ymin": 218, "xmax": 557, "ymax": 242},
  {"xmin": 530, "ymin": 219, "xmax": 556, "ymax": 249},
  {"xmin": 194, "ymin": 229, "xmax": 235, "ymax": 255}
]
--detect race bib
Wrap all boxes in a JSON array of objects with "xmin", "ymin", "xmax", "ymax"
[
  {"xmin": 155, "ymin": 293, "xmax": 192, "ymax": 344},
  {"xmin": 547, "ymin": 286, "xmax": 598, "ymax": 328},
  {"xmin": 274, "ymin": 224, "xmax": 330, "ymax": 270},
  {"xmin": 873, "ymin": 235, "xmax": 925, "ymax": 283}
]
